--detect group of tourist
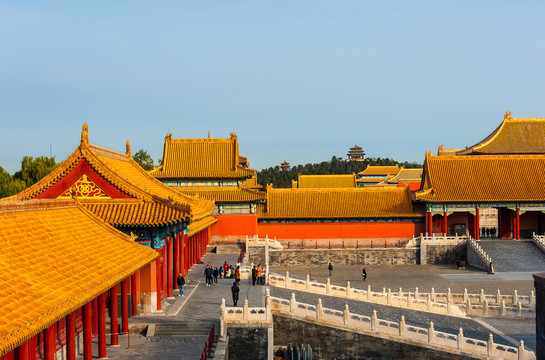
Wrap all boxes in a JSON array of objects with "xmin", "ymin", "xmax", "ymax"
[
  {"xmin": 204, "ymin": 261, "xmax": 241, "ymax": 286},
  {"xmin": 251, "ymin": 264, "xmax": 266, "ymax": 285},
  {"xmin": 481, "ymin": 227, "xmax": 497, "ymax": 238}
]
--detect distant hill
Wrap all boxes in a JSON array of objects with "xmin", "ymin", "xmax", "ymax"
[{"xmin": 257, "ymin": 156, "xmax": 421, "ymax": 188}]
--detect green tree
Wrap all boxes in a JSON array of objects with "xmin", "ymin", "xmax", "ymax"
[
  {"xmin": 0, "ymin": 166, "xmax": 35, "ymax": 198},
  {"xmin": 13, "ymin": 156, "xmax": 58, "ymax": 187},
  {"xmin": 133, "ymin": 149, "xmax": 155, "ymax": 170}
]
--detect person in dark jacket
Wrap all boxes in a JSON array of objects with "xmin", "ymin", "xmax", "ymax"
[
  {"xmin": 176, "ymin": 273, "xmax": 185, "ymax": 296},
  {"xmin": 251, "ymin": 265, "xmax": 257, "ymax": 285},
  {"xmin": 362, "ymin": 268, "xmax": 367, "ymax": 282},
  {"xmin": 328, "ymin": 262, "xmax": 333, "ymax": 277},
  {"xmin": 213, "ymin": 267, "xmax": 219, "ymax": 285},
  {"xmin": 231, "ymin": 282, "xmax": 240, "ymax": 306}
]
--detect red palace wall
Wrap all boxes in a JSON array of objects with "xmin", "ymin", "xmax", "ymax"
[
  {"xmin": 210, "ymin": 214, "xmax": 258, "ymax": 238},
  {"xmin": 257, "ymin": 221, "xmax": 424, "ymax": 240},
  {"xmin": 398, "ymin": 182, "xmax": 421, "ymax": 191}
]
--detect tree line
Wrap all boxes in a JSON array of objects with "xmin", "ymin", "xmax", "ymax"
[
  {"xmin": 256, "ymin": 156, "xmax": 421, "ymax": 188},
  {"xmin": 0, "ymin": 156, "xmax": 58, "ymax": 198}
]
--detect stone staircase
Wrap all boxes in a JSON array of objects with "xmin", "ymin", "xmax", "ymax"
[
  {"xmin": 152, "ymin": 322, "xmax": 218, "ymax": 359},
  {"xmin": 478, "ymin": 240, "xmax": 545, "ymax": 272}
]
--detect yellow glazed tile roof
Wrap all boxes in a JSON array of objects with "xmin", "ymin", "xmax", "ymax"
[
  {"xmin": 173, "ymin": 187, "xmax": 266, "ymax": 203},
  {"xmin": 452, "ymin": 112, "xmax": 545, "ymax": 155},
  {"xmin": 416, "ymin": 154, "xmax": 545, "ymax": 202},
  {"xmin": 296, "ymin": 174, "xmax": 357, "ymax": 188},
  {"xmin": 0, "ymin": 199, "xmax": 158, "ymax": 356},
  {"xmin": 186, "ymin": 216, "xmax": 218, "ymax": 237},
  {"xmin": 358, "ymin": 165, "xmax": 401, "ymax": 176},
  {"xmin": 6, "ymin": 125, "xmax": 215, "ymax": 223},
  {"xmin": 150, "ymin": 133, "xmax": 256, "ymax": 179},
  {"xmin": 386, "ymin": 168, "xmax": 423, "ymax": 184},
  {"xmin": 260, "ymin": 186, "xmax": 422, "ymax": 219},
  {"xmin": 82, "ymin": 199, "xmax": 191, "ymax": 226}
]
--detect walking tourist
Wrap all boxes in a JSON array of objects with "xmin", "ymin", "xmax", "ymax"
[
  {"xmin": 251, "ymin": 265, "xmax": 257, "ymax": 285},
  {"xmin": 362, "ymin": 268, "xmax": 367, "ymax": 282},
  {"xmin": 213, "ymin": 267, "xmax": 219, "ymax": 285},
  {"xmin": 257, "ymin": 265, "xmax": 262, "ymax": 285},
  {"xmin": 328, "ymin": 262, "xmax": 333, "ymax": 277},
  {"xmin": 235, "ymin": 265, "xmax": 241, "ymax": 284},
  {"xmin": 231, "ymin": 282, "xmax": 240, "ymax": 306},
  {"xmin": 223, "ymin": 261, "xmax": 229, "ymax": 273},
  {"xmin": 176, "ymin": 273, "xmax": 185, "ymax": 296},
  {"xmin": 219, "ymin": 266, "xmax": 224, "ymax": 279}
]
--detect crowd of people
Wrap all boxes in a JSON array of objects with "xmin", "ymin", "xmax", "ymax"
[
  {"xmin": 204, "ymin": 261, "xmax": 241, "ymax": 286},
  {"xmin": 481, "ymin": 227, "xmax": 498, "ymax": 238}
]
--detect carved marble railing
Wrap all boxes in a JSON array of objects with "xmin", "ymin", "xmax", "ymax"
[
  {"xmin": 268, "ymin": 272, "xmax": 535, "ymax": 318},
  {"xmin": 467, "ymin": 236, "xmax": 494, "ymax": 273},
  {"xmin": 532, "ymin": 233, "xmax": 545, "ymax": 253},
  {"xmin": 245, "ymin": 234, "xmax": 283, "ymax": 249},
  {"xmin": 221, "ymin": 291, "xmax": 535, "ymax": 360},
  {"xmin": 406, "ymin": 233, "xmax": 467, "ymax": 247}
]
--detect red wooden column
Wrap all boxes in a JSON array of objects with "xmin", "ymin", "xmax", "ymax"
[
  {"xmin": 83, "ymin": 302, "xmax": 92, "ymax": 360},
  {"xmin": 156, "ymin": 258, "xmax": 162, "ymax": 311},
  {"xmin": 110, "ymin": 284, "xmax": 119, "ymax": 346},
  {"xmin": 426, "ymin": 212, "xmax": 432, "ymax": 236},
  {"xmin": 44, "ymin": 324, "xmax": 55, "ymax": 360},
  {"xmin": 98, "ymin": 293, "xmax": 107, "ymax": 359},
  {"xmin": 442, "ymin": 211, "xmax": 448, "ymax": 236},
  {"xmin": 174, "ymin": 233, "xmax": 180, "ymax": 286},
  {"xmin": 92, "ymin": 298, "xmax": 98, "ymax": 337},
  {"xmin": 16, "ymin": 340, "xmax": 29, "ymax": 360},
  {"xmin": 131, "ymin": 273, "xmax": 138, "ymax": 317},
  {"xmin": 121, "ymin": 278, "xmax": 129, "ymax": 333},
  {"xmin": 516, "ymin": 208, "xmax": 520, "ymax": 240},
  {"xmin": 66, "ymin": 312, "xmax": 76, "ymax": 360},
  {"xmin": 2, "ymin": 351, "xmax": 14, "ymax": 360},
  {"xmin": 167, "ymin": 236, "xmax": 173, "ymax": 297}
]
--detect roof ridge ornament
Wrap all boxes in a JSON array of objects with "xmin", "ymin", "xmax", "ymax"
[
  {"xmin": 504, "ymin": 110, "xmax": 512, "ymax": 120},
  {"xmin": 126, "ymin": 141, "xmax": 131, "ymax": 157},
  {"xmin": 165, "ymin": 133, "xmax": 172, "ymax": 142},
  {"xmin": 81, "ymin": 124, "xmax": 89, "ymax": 145}
]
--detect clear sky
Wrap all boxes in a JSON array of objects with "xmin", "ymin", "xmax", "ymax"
[{"xmin": 1, "ymin": 1, "xmax": 544, "ymax": 174}]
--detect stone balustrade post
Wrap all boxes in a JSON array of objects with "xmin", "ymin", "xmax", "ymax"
[
  {"xmin": 427, "ymin": 294, "xmax": 432, "ymax": 311},
  {"xmin": 487, "ymin": 333, "xmax": 494, "ymax": 357},
  {"xmin": 371, "ymin": 310, "xmax": 377, "ymax": 330},
  {"xmin": 518, "ymin": 302, "xmax": 522, "ymax": 317},
  {"xmin": 428, "ymin": 322, "xmax": 435, "ymax": 343},
  {"xmin": 290, "ymin": 293, "xmax": 296, "ymax": 313},
  {"xmin": 431, "ymin": 288, "xmax": 435, "ymax": 302},
  {"xmin": 387, "ymin": 288, "xmax": 392, "ymax": 305},
  {"xmin": 518, "ymin": 340, "xmax": 526, "ymax": 359},
  {"xmin": 346, "ymin": 282, "xmax": 351, "ymax": 298},
  {"xmin": 220, "ymin": 298, "xmax": 227, "ymax": 340},
  {"xmin": 447, "ymin": 299, "xmax": 454, "ymax": 315},
  {"xmin": 306, "ymin": 275, "xmax": 310, "ymax": 291},
  {"xmin": 514, "ymin": 290, "xmax": 518, "ymax": 305},
  {"xmin": 483, "ymin": 300, "xmax": 489, "ymax": 316},
  {"xmin": 466, "ymin": 299, "xmax": 472, "ymax": 316},
  {"xmin": 316, "ymin": 299, "xmax": 323, "ymax": 319},
  {"xmin": 463, "ymin": 288, "xmax": 468, "ymax": 303},
  {"xmin": 407, "ymin": 294, "xmax": 413, "ymax": 309},
  {"xmin": 285, "ymin": 272, "xmax": 290, "ymax": 288},
  {"xmin": 447, "ymin": 288, "xmax": 451, "ymax": 303},
  {"xmin": 383, "ymin": 287, "xmax": 386, "ymax": 296},
  {"xmin": 415, "ymin": 287, "xmax": 419, "ymax": 299},
  {"xmin": 367, "ymin": 285, "xmax": 372, "ymax": 301},
  {"xmin": 497, "ymin": 289, "xmax": 501, "ymax": 304},
  {"xmin": 531, "ymin": 290, "xmax": 535, "ymax": 306},
  {"xmin": 399, "ymin": 287, "xmax": 403, "ymax": 297},
  {"xmin": 243, "ymin": 299, "xmax": 249, "ymax": 320},
  {"xmin": 343, "ymin": 304, "xmax": 350, "ymax": 325},
  {"xmin": 266, "ymin": 296, "xmax": 272, "ymax": 321},
  {"xmin": 399, "ymin": 315, "xmax": 405, "ymax": 336},
  {"xmin": 501, "ymin": 300, "xmax": 506, "ymax": 316},
  {"xmin": 480, "ymin": 289, "xmax": 485, "ymax": 303},
  {"xmin": 457, "ymin": 328, "xmax": 464, "ymax": 349},
  {"xmin": 326, "ymin": 278, "xmax": 331, "ymax": 294}
]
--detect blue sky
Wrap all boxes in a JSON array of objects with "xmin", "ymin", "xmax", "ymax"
[{"xmin": 1, "ymin": 1, "xmax": 544, "ymax": 173}]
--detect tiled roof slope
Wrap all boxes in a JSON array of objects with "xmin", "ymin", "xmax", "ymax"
[
  {"xmin": 449, "ymin": 112, "xmax": 545, "ymax": 155},
  {"xmin": 260, "ymin": 186, "xmax": 422, "ymax": 219},
  {"xmin": 358, "ymin": 165, "xmax": 400, "ymax": 176},
  {"xmin": 416, "ymin": 154, "xmax": 545, "ymax": 202},
  {"xmin": 296, "ymin": 174, "xmax": 357, "ymax": 188},
  {"xmin": 387, "ymin": 168, "xmax": 423, "ymax": 184},
  {"xmin": 0, "ymin": 200, "xmax": 158, "ymax": 356},
  {"xmin": 150, "ymin": 133, "xmax": 256, "ymax": 179},
  {"xmin": 5, "ymin": 125, "xmax": 215, "ymax": 223},
  {"xmin": 173, "ymin": 187, "xmax": 266, "ymax": 203}
]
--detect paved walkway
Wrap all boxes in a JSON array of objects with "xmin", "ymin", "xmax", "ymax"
[
  {"xmin": 478, "ymin": 239, "xmax": 545, "ymax": 273},
  {"xmin": 77, "ymin": 252, "xmax": 265, "ymax": 359}
]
